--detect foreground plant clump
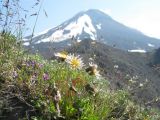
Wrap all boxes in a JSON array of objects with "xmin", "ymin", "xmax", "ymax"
[{"xmin": 0, "ymin": 33, "xmax": 160, "ymax": 120}]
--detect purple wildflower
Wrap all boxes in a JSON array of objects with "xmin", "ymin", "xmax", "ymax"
[
  {"xmin": 38, "ymin": 63, "xmax": 43, "ymax": 68},
  {"xmin": 43, "ymin": 73, "xmax": 49, "ymax": 80},
  {"xmin": 26, "ymin": 60, "xmax": 37, "ymax": 67},
  {"xmin": 34, "ymin": 72, "xmax": 38, "ymax": 77},
  {"xmin": 31, "ymin": 61, "xmax": 36, "ymax": 67},
  {"xmin": 26, "ymin": 62, "xmax": 30, "ymax": 67}
]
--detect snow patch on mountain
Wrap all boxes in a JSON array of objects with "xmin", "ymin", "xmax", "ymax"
[
  {"xmin": 30, "ymin": 14, "xmax": 99, "ymax": 43},
  {"xmin": 39, "ymin": 38, "xmax": 50, "ymax": 43},
  {"xmin": 50, "ymin": 30, "xmax": 64, "ymax": 42},
  {"xmin": 77, "ymin": 39, "xmax": 82, "ymax": 43},
  {"xmin": 148, "ymin": 43, "xmax": 155, "ymax": 47},
  {"xmin": 48, "ymin": 14, "xmax": 97, "ymax": 42},
  {"xmin": 96, "ymin": 24, "xmax": 101, "ymax": 29},
  {"xmin": 23, "ymin": 42, "xmax": 30, "ymax": 46},
  {"xmin": 128, "ymin": 49, "xmax": 146, "ymax": 53},
  {"xmin": 23, "ymin": 38, "xmax": 29, "ymax": 42},
  {"xmin": 64, "ymin": 14, "xmax": 97, "ymax": 39}
]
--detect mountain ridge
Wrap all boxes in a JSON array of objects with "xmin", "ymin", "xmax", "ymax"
[{"xmin": 24, "ymin": 9, "xmax": 160, "ymax": 51}]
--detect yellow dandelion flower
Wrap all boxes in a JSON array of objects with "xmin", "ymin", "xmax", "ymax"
[
  {"xmin": 54, "ymin": 51, "xmax": 68, "ymax": 61},
  {"xmin": 66, "ymin": 54, "xmax": 84, "ymax": 69}
]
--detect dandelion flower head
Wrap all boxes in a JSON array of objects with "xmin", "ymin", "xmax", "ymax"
[{"xmin": 66, "ymin": 54, "xmax": 84, "ymax": 69}]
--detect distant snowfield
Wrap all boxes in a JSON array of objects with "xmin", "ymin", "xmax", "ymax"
[
  {"xmin": 63, "ymin": 14, "xmax": 97, "ymax": 40},
  {"xmin": 35, "ymin": 37, "xmax": 51, "ymax": 44},
  {"xmin": 39, "ymin": 14, "xmax": 97, "ymax": 42},
  {"xmin": 96, "ymin": 24, "xmax": 101, "ymax": 29},
  {"xmin": 148, "ymin": 43, "xmax": 155, "ymax": 47},
  {"xmin": 23, "ymin": 38, "xmax": 29, "ymax": 42},
  {"xmin": 128, "ymin": 49, "xmax": 146, "ymax": 53},
  {"xmin": 26, "ymin": 13, "xmax": 98, "ymax": 44},
  {"xmin": 23, "ymin": 42, "xmax": 30, "ymax": 46}
]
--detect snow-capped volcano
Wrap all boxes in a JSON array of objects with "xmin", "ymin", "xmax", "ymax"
[{"xmin": 24, "ymin": 9, "xmax": 160, "ymax": 51}]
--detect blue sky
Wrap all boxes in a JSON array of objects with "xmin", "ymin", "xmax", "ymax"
[{"xmin": 21, "ymin": 0, "xmax": 160, "ymax": 38}]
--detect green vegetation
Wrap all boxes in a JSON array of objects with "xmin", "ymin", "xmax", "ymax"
[
  {"xmin": 1, "ymin": 0, "xmax": 160, "ymax": 119},
  {"xmin": 0, "ymin": 33, "xmax": 160, "ymax": 120}
]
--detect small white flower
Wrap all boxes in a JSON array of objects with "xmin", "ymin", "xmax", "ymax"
[
  {"xmin": 86, "ymin": 62, "xmax": 100, "ymax": 78},
  {"xmin": 114, "ymin": 65, "xmax": 119, "ymax": 69},
  {"xmin": 89, "ymin": 57, "xmax": 94, "ymax": 61},
  {"xmin": 145, "ymin": 79, "xmax": 148, "ymax": 82},
  {"xmin": 156, "ymin": 98, "xmax": 159, "ymax": 102},
  {"xmin": 89, "ymin": 62, "xmax": 98, "ymax": 69},
  {"xmin": 133, "ymin": 75, "xmax": 138, "ymax": 80},
  {"xmin": 128, "ymin": 78, "xmax": 136, "ymax": 84},
  {"xmin": 139, "ymin": 83, "xmax": 144, "ymax": 87},
  {"xmin": 29, "ymin": 75, "xmax": 37, "ymax": 86},
  {"xmin": 54, "ymin": 90, "xmax": 61, "ymax": 102}
]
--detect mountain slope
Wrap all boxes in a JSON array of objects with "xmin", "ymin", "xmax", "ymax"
[
  {"xmin": 66, "ymin": 40, "xmax": 160, "ymax": 106},
  {"xmin": 25, "ymin": 36, "xmax": 160, "ymax": 106},
  {"xmin": 24, "ymin": 9, "xmax": 160, "ymax": 51}
]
